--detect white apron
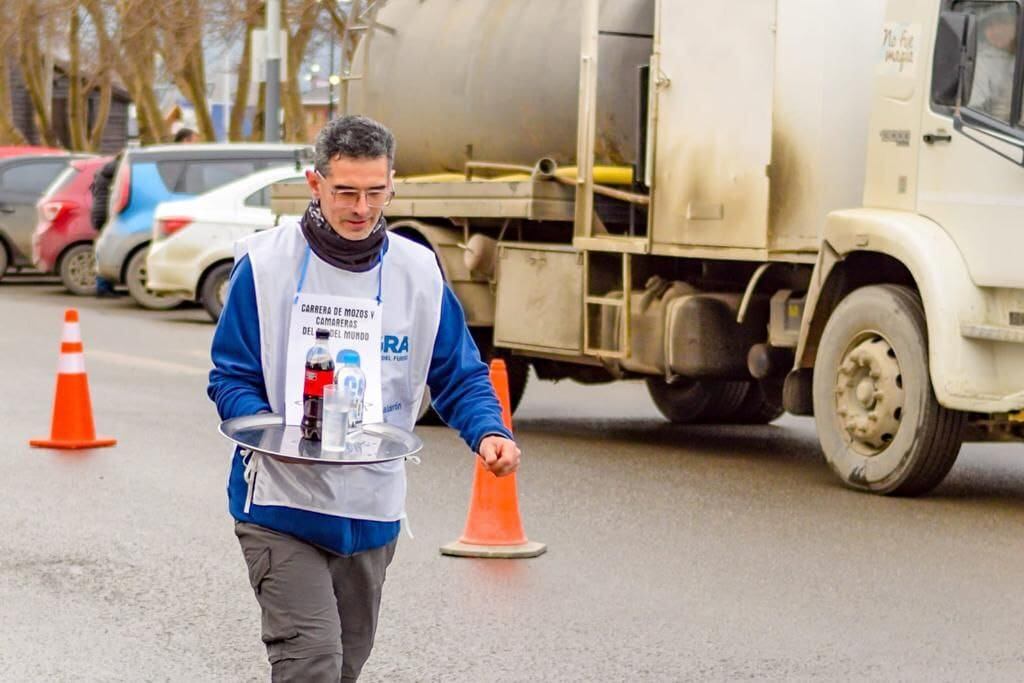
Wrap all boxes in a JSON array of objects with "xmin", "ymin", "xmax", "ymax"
[{"xmin": 243, "ymin": 242, "xmax": 408, "ymax": 522}]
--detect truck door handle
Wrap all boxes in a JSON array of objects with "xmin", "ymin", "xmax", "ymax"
[{"xmin": 923, "ymin": 132, "xmax": 952, "ymax": 144}]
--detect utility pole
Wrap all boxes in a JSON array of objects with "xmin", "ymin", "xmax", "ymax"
[
  {"xmin": 265, "ymin": 0, "xmax": 281, "ymax": 142},
  {"xmin": 328, "ymin": 36, "xmax": 335, "ymax": 120}
]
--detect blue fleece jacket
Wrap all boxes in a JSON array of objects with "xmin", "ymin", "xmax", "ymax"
[{"xmin": 208, "ymin": 255, "xmax": 512, "ymax": 555}]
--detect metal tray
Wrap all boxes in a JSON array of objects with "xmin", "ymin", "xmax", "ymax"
[{"xmin": 218, "ymin": 413, "xmax": 422, "ymax": 465}]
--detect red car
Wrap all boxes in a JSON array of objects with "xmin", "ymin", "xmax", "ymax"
[
  {"xmin": 32, "ymin": 156, "xmax": 111, "ymax": 294},
  {"xmin": 0, "ymin": 145, "xmax": 64, "ymax": 159}
]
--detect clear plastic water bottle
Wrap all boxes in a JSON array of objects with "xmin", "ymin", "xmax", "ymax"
[{"xmin": 335, "ymin": 349, "xmax": 366, "ymax": 428}]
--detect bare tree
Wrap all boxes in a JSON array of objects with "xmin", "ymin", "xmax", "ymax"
[
  {"xmin": 114, "ymin": 1, "xmax": 167, "ymax": 144},
  {"xmin": 0, "ymin": 1, "xmax": 27, "ymax": 144},
  {"xmin": 282, "ymin": 0, "xmax": 323, "ymax": 143},
  {"xmin": 14, "ymin": 0, "xmax": 62, "ymax": 147},
  {"xmin": 209, "ymin": 0, "xmax": 264, "ymax": 141},
  {"xmin": 77, "ymin": 0, "xmax": 117, "ymax": 151},
  {"xmin": 158, "ymin": 1, "xmax": 217, "ymax": 141}
]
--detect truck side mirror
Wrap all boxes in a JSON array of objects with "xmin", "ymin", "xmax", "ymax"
[{"xmin": 932, "ymin": 11, "xmax": 977, "ymax": 106}]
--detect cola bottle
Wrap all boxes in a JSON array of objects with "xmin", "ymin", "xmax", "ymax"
[{"xmin": 300, "ymin": 329, "xmax": 335, "ymax": 440}]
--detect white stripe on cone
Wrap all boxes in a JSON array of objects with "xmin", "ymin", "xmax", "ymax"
[
  {"xmin": 62, "ymin": 322, "xmax": 82, "ymax": 343},
  {"xmin": 58, "ymin": 352, "xmax": 86, "ymax": 374}
]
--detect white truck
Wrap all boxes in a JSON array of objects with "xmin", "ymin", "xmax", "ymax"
[{"xmin": 274, "ymin": 0, "xmax": 1024, "ymax": 495}]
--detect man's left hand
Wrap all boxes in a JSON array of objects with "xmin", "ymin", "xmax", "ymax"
[{"xmin": 477, "ymin": 436, "xmax": 521, "ymax": 477}]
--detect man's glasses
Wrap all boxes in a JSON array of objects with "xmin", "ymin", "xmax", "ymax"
[{"xmin": 316, "ymin": 170, "xmax": 394, "ymax": 208}]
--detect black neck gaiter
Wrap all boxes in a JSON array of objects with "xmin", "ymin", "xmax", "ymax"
[{"xmin": 299, "ymin": 199, "xmax": 387, "ymax": 273}]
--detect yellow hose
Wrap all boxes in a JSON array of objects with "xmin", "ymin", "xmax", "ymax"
[
  {"xmin": 554, "ymin": 165, "xmax": 633, "ymax": 186},
  {"xmin": 396, "ymin": 165, "xmax": 634, "ymax": 186},
  {"xmin": 397, "ymin": 173, "xmax": 466, "ymax": 183}
]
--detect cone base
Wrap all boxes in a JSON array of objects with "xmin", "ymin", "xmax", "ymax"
[
  {"xmin": 439, "ymin": 539, "xmax": 547, "ymax": 559},
  {"xmin": 29, "ymin": 436, "xmax": 117, "ymax": 450}
]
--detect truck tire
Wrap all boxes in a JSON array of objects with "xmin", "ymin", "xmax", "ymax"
[
  {"xmin": 126, "ymin": 247, "xmax": 184, "ymax": 311},
  {"xmin": 727, "ymin": 379, "xmax": 785, "ymax": 424},
  {"xmin": 646, "ymin": 378, "xmax": 747, "ymax": 424},
  {"xmin": 416, "ymin": 343, "xmax": 529, "ymax": 426},
  {"xmin": 58, "ymin": 243, "xmax": 98, "ymax": 295},
  {"xmin": 812, "ymin": 284, "xmax": 966, "ymax": 496},
  {"xmin": 200, "ymin": 262, "xmax": 233, "ymax": 322}
]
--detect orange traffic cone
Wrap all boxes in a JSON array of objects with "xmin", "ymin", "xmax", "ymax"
[
  {"xmin": 30, "ymin": 309, "xmax": 117, "ymax": 450},
  {"xmin": 440, "ymin": 358, "xmax": 546, "ymax": 558}
]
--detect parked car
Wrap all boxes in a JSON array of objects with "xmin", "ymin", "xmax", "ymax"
[
  {"xmin": 0, "ymin": 153, "xmax": 92, "ymax": 281},
  {"xmin": 94, "ymin": 143, "xmax": 311, "ymax": 309},
  {"xmin": 0, "ymin": 145, "xmax": 65, "ymax": 159},
  {"xmin": 31, "ymin": 156, "xmax": 112, "ymax": 294},
  {"xmin": 147, "ymin": 165, "xmax": 307, "ymax": 321}
]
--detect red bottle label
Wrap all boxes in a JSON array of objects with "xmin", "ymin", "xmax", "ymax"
[{"xmin": 303, "ymin": 368, "xmax": 334, "ymax": 397}]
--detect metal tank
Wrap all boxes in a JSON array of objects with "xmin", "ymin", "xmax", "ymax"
[{"xmin": 347, "ymin": 0, "xmax": 654, "ymax": 175}]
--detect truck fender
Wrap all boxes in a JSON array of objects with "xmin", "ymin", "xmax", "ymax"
[
  {"xmin": 388, "ymin": 219, "xmax": 495, "ymax": 327},
  {"xmin": 796, "ymin": 208, "xmax": 996, "ymax": 411}
]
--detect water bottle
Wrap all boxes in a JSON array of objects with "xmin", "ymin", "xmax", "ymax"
[
  {"xmin": 335, "ymin": 349, "xmax": 366, "ymax": 428},
  {"xmin": 300, "ymin": 329, "xmax": 334, "ymax": 440}
]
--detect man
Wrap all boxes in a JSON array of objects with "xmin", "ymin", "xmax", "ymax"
[
  {"xmin": 173, "ymin": 127, "xmax": 199, "ymax": 143},
  {"xmin": 207, "ymin": 115, "xmax": 520, "ymax": 681},
  {"xmin": 89, "ymin": 155, "xmax": 120, "ymax": 297},
  {"xmin": 969, "ymin": 5, "xmax": 1018, "ymax": 122}
]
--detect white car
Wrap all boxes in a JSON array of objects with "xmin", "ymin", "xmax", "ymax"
[{"xmin": 146, "ymin": 165, "xmax": 308, "ymax": 321}]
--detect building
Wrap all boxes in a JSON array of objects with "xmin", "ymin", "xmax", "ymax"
[{"xmin": 9, "ymin": 62, "xmax": 132, "ymax": 153}]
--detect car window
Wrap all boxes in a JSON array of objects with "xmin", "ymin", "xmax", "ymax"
[
  {"xmin": 43, "ymin": 166, "xmax": 79, "ymax": 199},
  {"xmin": 244, "ymin": 186, "xmax": 270, "ymax": 208},
  {"xmin": 156, "ymin": 160, "xmax": 185, "ymax": 192},
  {"xmin": 1, "ymin": 159, "xmax": 68, "ymax": 194},
  {"xmin": 180, "ymin": 160, "xmax": 260, "ymax": 194},
  {"xmin": 954, "ymin": 1, "xmax": 1020, "ymax": 123},
  {"xmin": 244, "ymin": 176, "xmax": 303, "ymax": 208}
]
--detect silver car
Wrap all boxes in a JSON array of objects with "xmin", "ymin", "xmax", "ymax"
[{"xmin": 0, "ymin": 154, "xmax": 91, "ymax": 280}]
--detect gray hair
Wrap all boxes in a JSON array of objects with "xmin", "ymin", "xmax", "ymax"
[{"xmin": 314, "ymin": 115, "xmax": 396, "ymax": 175}]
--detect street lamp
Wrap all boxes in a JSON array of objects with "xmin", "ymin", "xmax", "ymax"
[{"xmin": 328, "ymin": 74, "xmax": 340, "ymax": 120}]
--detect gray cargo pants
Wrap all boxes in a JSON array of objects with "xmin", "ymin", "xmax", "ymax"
[{"xmin": 235, "ymin": 522, "xmax": 398, "ymax": 682}]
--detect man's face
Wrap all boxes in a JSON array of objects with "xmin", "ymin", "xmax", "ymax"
[
  {"xmin": 305, "ymin": 155, "xmax": 392, "ymax": 241},
  {"xmin": 985, "ymin": 17, "xmax": 1017, "ymax": 52}
]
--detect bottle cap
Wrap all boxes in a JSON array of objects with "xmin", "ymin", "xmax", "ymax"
[
  {"xmin": 315, "ymin": 328, "xmax": 330, "ymax": 340},
  {"xmin": 338, "ymin": 349, "xmax": 361, "ymax": 366}
]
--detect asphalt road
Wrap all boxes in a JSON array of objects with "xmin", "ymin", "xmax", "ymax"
[{"xmin": 2, "ymin": 274, "xmax": 1024, "ymax": 681}]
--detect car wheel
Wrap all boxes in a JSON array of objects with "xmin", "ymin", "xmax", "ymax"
[
  {"xmin": 200, "ymin": 262, "xmax": 233, "ymax": 322},
  {"xmin": 0, "ymin": 242, "xmax": 8, "ymax": 282},
  {"xmin": 58, "ymin": 244, "xmax": 98, "ymax": 295},
  {"xmin": 812, "ymin": 285, "xmax": 967, "ymax": 496},
  {"xmin": 126, "ymin": 247, "xmax": 184, "ymax": 310}
]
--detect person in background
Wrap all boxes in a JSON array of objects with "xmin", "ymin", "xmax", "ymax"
[
  {"xmin": 89, "ymin": 154, "xmax": 121, "ymax": 297},
  {"xmin": 969, "ymin": 5, "xmax": 1018, "ymax": 122},
  {"xmin": 173, "ymin": 127, "xmax": 199, "ymax": 143}
]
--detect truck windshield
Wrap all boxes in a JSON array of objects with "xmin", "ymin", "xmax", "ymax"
[{"xmin": 957, "ymin": 1, "xmax": 1019, "ymax": 123}]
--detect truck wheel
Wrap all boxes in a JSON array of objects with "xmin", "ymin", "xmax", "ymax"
[
  {"xmin": 126, "ymin": 248, "xmax": 184, "ymax": 310},
  {"xmin": 812, "ymin": 284, "xmax": 966, "ymax": 496},
  {"xmin": 416, "ymin": 343, "xmax": 529, "ymax": 426},
  {"xmin": 58, "ymin": 244, "xmax": 98, "ymax": 295},
  {"xmin": 200, "ymin": 262, "xmax": 233, "ymax": 322},
  {"xmin": 646, "ymin": 378, "xmax": 747, "ymax": 424},
  {"xmin": 728, "ymin": 379, "xmax": 785, "ymax": 424},
  {"xmin": 0, "ymin": 242, "xmax": 8, "ymax": 283}
]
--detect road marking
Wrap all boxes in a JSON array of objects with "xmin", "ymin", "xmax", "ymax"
[{"xmin": 87, "ymin": 350, "xmax": 209, "ymax": 377}]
